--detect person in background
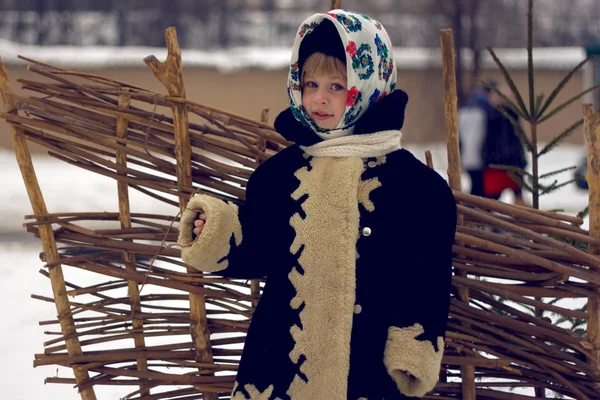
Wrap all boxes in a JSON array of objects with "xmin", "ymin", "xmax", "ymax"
[
  {"xmin": 458, "ymin": 83, "xmax": 495, "ymax": 197},
  {"xmin": 482, "ymin": 83, "xmax": 528, "ymax": 206}
]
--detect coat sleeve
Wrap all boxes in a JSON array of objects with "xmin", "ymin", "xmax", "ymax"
[
  {"xmin": 177, "ymin": 166, "xmax": 271, "ymax": 279},
  {"xmin": 383, "ymin": 179, "xmax": 457, "ymax": 398}
]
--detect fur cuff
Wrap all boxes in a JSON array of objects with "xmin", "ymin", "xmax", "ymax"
[
  {"xmin": 178, "ymin": 195, "xmax": 242, "ymax": 272},
  {"xmin": 383, "ymin": 324, "xmax": 444, "ymax": 398}
]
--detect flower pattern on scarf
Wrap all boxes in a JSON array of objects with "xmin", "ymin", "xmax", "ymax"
[
  {"xmin": 299, "ymin": 22, "xmax": 318, "ymax": 38},
  {"xmin": 344, "ymin": 104, "xmax": 363, "ymax": 126},
  {"xmin": 347, "ymin": 86, "xmax": 360, "ymax": 106},
  {"xmin": 351, "ymin": 43, "xmax": 374, "ymax": 80},
  {"xmin": 329, "ymin": 12, "xmax": 363, "ymax": 32},
  {"xmin": 290, "ymin": 61, "xmax": 300, "ymax": 91},
  {"xmin": 369, "ymin": 89, "xmax": 381, "ymax": 105},
  {"xmin": 346, "ymin": 41, "xmax": 357, "ymax": 58},
  {"xmin": 375, "ymin": 35, "xmax": 394, "ymax": 82}
]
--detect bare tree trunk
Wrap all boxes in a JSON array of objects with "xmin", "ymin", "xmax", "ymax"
[
  {"xmin": 467, "ymin": 0, "xmax": 482, "ymax": 95},
  {"xmin": 218, "ymin": 0, "xmax": 229, "ymax": 48},
  {"xmin": 453, "ymin": 0, "xmax": 466, "ymax": 106},
  {"xmin": 36, "ymin": 0, "xmax": 46, "ymax": 45},
  {"xmin": 115, "ymin": 0, "xmax": 126, "ymax": 46}
]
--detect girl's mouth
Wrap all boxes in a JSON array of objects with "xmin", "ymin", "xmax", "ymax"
[{"xmin": 313, "ymin": 111, "xmax": 332, "ymax": 120}]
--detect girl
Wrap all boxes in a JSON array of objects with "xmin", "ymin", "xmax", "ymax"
[{"xmin": 178, "ymin": 10, "xmax": 457, "ymax": 400}]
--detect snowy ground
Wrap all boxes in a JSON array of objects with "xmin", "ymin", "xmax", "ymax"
[{"xmin": 0, "ymin": 143, "xmax": 591, "ymax": 399}]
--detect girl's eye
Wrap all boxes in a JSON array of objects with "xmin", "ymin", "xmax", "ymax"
[
  {"xmin": 331, "ymin": 83, "xmax": 345, "ymax": 91},
  {"xmin": 305, "ymin": 81, "xmax": 318, "ymax": 88}
]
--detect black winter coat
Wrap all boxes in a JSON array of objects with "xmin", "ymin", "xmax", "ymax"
[
  {"xmin": 178, "ymin": 92, "xmax": 457, "ymax": 400},
  {"xmin": 482, "ymin": 106, "xmax": 527, "ymax": 169}
]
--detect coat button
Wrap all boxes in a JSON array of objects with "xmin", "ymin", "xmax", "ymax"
[
  {"xmin": 367, "ymin": 160, "xmax": 377, "ymax": 168},
  {"xmin": 354, "ymin": 304, "xmax": 362, "ymax": 314},
  {"xmin": 362, "ymin": 227, "xmax": 372, "ymax": 236}
]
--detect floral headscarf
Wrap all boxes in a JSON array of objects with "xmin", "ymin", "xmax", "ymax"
[{"xmin": 287, "ymin": 9, "xmax": 398, "ymax": 140}]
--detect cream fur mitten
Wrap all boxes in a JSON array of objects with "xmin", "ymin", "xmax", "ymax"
[
  {"xmin": 177, "ymin": 194, "xmax": 242, "ymax": 272},
  {"xmin": 383, "ymin": 324, "xmax": 444, "ymax": 397}
]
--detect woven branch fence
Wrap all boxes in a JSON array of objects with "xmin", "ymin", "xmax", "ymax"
[{"xmin": 1, "ymin": 25, "xmax": 600, "ymax": 400}]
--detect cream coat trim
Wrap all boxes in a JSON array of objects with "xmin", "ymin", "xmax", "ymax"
[
  {"xmin": 384, "ymin": 323, "xmax": 444, "ymax": 398},
  {"xmin": 231, "ymin": 383, "xmax": 278, "ymax": 400},
  {"xmin": 287, "ymin": 156, "xmax": 364, "ymax": 399},
  {"xmin": 177, "ymin": 194, "xmax": 242, "ymax": 272},
  {"xmin": 357, "ymin": 178, "xmax": 381, "ymax": 213}
]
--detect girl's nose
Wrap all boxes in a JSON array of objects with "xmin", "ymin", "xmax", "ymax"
[{"xmin": 314, "ymin": 90, "xmax": 328, "ymax": 104}]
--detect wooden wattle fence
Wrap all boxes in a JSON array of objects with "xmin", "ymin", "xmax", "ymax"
[{"xmin": 1, "ymin": 25, "xmax": 600, "ymax": 400}]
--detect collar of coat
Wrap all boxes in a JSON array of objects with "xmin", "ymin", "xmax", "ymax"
[{"xmin": 274, "ymin": 89, "xmax": 408, "ymax": 146}]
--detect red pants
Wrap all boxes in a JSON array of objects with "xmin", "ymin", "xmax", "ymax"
[{"xmin": 483, "ymin": 167, "xmax": 522, "ymax": 199}]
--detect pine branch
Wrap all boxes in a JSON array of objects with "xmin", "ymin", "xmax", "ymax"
[
  {"xmin": 506, "ymin": 170, "xmax": 534, "ymax": 193},
  {"xmin": 538, "ymin": 82, "xmax": 600, "ymax": 123},
  {"xmin": 539, "ymin": 166, "xmax": 576, "ymax": 179},
  {"xmin": 493, "ymin": 102, "xmax": 534, "ymax": 151},
  {"xmin": 485, "ymin": 46, "xmax": 531, "ymax": 120},
  {"xmin": 577, "ymin": 205, "xmax": 589, "ymax": 219},
  {"xmin": 538, "ymin": 119, "xmax": 584, "ymax": 157},
  {"xmin": 480, "ymin": 80, "xmax": 529, "ymax": 120},
  {"xmin": 536, "ymin": 55, "xmax": 596, "ymax": 120},
  {"xmin": 541, "ymin": 178, "xmax": 576, "ymax": 195},
  {"xmin": 534, "ymin": 92, "xmax": 545, "ymax": 117},
  {"xmin": 488, "ymin": 164, "xmax": 531, "ymax": 176}
]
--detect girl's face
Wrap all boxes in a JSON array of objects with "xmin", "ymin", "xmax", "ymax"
[{"xmin": 301, "ymin": 73, "xmax": 347, "ymax": 130}]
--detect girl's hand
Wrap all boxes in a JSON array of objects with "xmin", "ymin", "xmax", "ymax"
[{"xmin": 193, "ymin": 213, "xmax": 207, "ymax": 237}]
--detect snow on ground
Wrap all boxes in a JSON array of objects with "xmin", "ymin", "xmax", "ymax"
[{"xmin": 0, "ymin": 143, "xmax": 591, "ymax": 399}]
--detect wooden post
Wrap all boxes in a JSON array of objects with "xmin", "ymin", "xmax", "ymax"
[
  {"xmin": 440, "ymin": 30, "xmax": 462, "ymax": 192},
  {"xmin": 584, "ymin": 104, "xmax": 600, "ymax": 371},
  {"xmin": 440, "ymin": 29, "xmax": 476, "ymax": 400},
  {"xmin": 425, "ymin": 150, "xmax": 434, "ymax": 169},
  {"xmin": 144, "ymin": 28, "xmax": 217, "ymax": 400},
  {"xmin": 0, "ymin": 59, "xmax": 97, "ymax": 399},
  {"xmin": 116, "ymin": 91, "xmax": 149, "ymax": 396},
  {"xmin": 330, "ymin": 0, "xmax": 342, "ymax": 10}
]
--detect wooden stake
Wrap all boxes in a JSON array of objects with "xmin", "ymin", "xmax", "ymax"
[
  {"xmin": 584, "ymin": 104, "xmax": 600, "ymax": 372},
  {"xmin": 145, "ymin": 28, "xmax": 217, "ymax": 400},
  {"xmin": 425, "ymin": 150, "xmax": 434, "ymax": 169},
  {"xmin": 440, "ymin": 29, "xmax": 462, "ymax": 192},
  {"xmin": 116, "ymin": 91, "xmax": 149, "ymax": 396},
  {"xmin": 0, "ymin": 59, "xmax": 97, "ymax": 399},
  {"xmin": 440, "ymin": 29, "xmax": 475, "ymax": 400}
]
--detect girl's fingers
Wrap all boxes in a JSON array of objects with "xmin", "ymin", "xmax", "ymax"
[{"xmin": 192, "ymin": 213, "xmax": 206, "ymax": 237}]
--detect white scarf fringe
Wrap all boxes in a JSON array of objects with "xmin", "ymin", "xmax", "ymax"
[{"xmin": 300, "ymin": 130, "xmax": 402, "ymax": 158}]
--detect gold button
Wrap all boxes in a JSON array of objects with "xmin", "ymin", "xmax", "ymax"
[
  {"xmin": 362, "ymin": 227, "xmax": 372, "ymax": 236},
  {"xmin": 354, "ymin": 304, "xmax": 362, "ymax": 314}
]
